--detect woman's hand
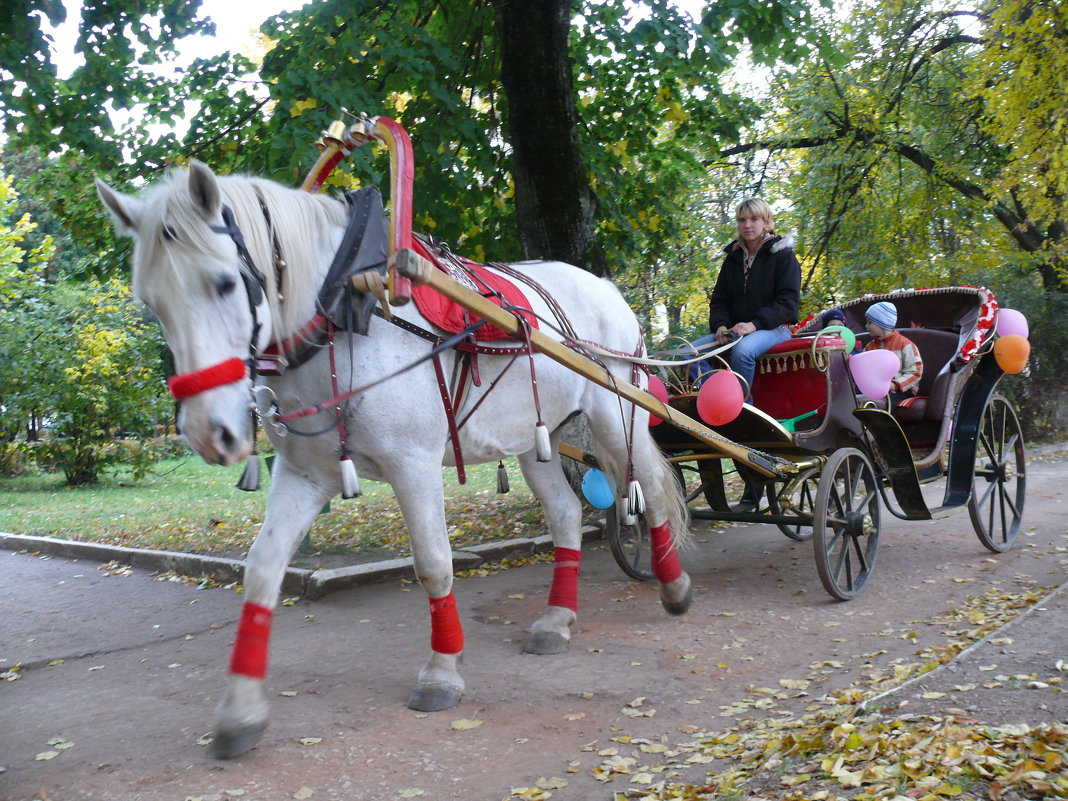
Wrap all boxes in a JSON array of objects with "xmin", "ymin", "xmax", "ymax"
[
  {"xmin": 731, "ymin": 321, "xmax": 757, "ymax": 337},
  {"xmin": 714, "ymin": 326, "xmax": 731, "ymax": 345}
]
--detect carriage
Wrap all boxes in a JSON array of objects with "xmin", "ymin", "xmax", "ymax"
[{"xmin": 606, "ymin": 285, "xmax": 1027, "ymax": 600}]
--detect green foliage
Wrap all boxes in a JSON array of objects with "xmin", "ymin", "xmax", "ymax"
[
  {"xmin": 0, "ymin": 278, "xmax": 170, "ymax": 484},
  {"xmin": 0, "ymin": 170, "xmax": 55, "ymax": 299}
]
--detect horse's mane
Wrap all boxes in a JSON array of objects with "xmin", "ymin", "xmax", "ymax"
[{"xmin": 138, "ymin": 168, "xmax": 349, "ymax": 340}]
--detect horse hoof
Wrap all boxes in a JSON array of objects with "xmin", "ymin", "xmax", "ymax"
[
  {"xmin": 523, "ymin": 630, "xmax": 570, "ymax": 655},
  {"xmin": 407, "ymin": 684, "xmax": 463, "ymax": 712},
  {"xmin": 211, "ymin": 719, "xmax": 268, "ymax": 759},
  {"xmin": 660, "ymin": 577, "xmax": 693, "ymax": 616}
]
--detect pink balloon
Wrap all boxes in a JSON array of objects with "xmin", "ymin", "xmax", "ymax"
[
  {"xmin": 696, "ymin": 370, "xmax": 744, "ymax": 426},
  {"xmin": 647, "ymin": 374, "xmax": 669, "ymax": 427},
  {"xmin": 997, "ymin": 308, "xmax": 1029, "ymax": 339},
  {"xmin": 850, "ymin": 349, "xmax": 899, "ymax": 399}
]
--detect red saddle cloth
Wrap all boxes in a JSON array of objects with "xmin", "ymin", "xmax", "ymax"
[{"xmin": 411, "ymin": 254, "xmax": 539, "ymax": 341}]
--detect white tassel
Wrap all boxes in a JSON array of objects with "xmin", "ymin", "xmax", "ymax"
[
  {"xmin": 534, "ymin": 422, "xmax": 552, "ymax": 463},
  {"xmin": 628, "ymin": 479, "xmax": 645, "ymax": 517},
  {"xmin": 339, "ymin": 456, "xmax": 361, "ymax": 499},
  {"xmin": 496, "ymin": 461, "xmax": 510, "ymax": 494},
  {"xmin": 236, "ymin": 454, "xmax": 261, "ymax": 492}
]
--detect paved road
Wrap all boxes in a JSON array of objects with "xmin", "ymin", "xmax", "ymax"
[{"xmin": 2, "ymin": 454, "xmax": 1066, "ymax": 801}]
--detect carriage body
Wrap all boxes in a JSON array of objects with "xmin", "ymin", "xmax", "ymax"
[{"xmin": 609, "ymin": 286, "xmax": 1026, "ymax": 600}]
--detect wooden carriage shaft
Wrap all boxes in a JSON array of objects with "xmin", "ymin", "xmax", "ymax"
[{"xmin": 393, "ymin": 253, "xmax": 791, "ymax": 478}]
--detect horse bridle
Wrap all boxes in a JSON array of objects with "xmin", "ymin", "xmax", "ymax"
[{"xmin": 166, "ymin": 204, "xmax": 270, "ymax": 401}]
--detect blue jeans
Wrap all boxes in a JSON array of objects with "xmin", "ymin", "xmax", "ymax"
[{"xmin": 688, "ymin": 325, "xmax": 792, "ymax": 396}]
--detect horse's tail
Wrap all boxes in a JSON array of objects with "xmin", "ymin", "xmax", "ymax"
[
  {"xmin": 652, "ymin": 442, "xmax": 692, "ymax": 551},
  {"xmin": 590, "ymin": 433, "xmax": 691, "ymax": 551}
]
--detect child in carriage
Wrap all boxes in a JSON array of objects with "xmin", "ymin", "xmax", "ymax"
[{"xmin": 862, "ymin": 301, "xmax": 923, "ymax": 408}]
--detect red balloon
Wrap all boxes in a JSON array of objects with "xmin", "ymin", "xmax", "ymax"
[
  {"xmin": 696, "ymin": 370, "xmax": 744, "ymax": 426},
  {"xmin": 994, "ymin": 334, "xmax": 1030, "ymax": 374},
  {"xmin": 647, "ymin": 374, "xmax": 669, "ymax": 427}
]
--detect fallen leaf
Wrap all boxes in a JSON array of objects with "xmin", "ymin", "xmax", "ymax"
[
  {"xmin": 450, "ymin": 718, "xmax": 483, "ymax": 730},
  {"xmin": 397, "ymin": 790, "xmax": 424, "ymax": 799},
  {"xmin": 293, "ymin": 788, "xmax": 314, "ymax": 800},
  {"xmin": 35, "ymin": 751, "xmax": 59, "ymax": 761},
  {"xmin": 535, "ymin": 776, "xmax": 568, "ymax": 789},
  {"xmin": 298, "ymin": 737, "xmax": 322, "ymax": 746}
]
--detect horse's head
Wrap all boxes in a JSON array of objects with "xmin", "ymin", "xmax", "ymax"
[{"xmin": 97, "ymin": 161, "xmax": 272, "ymax": 466}]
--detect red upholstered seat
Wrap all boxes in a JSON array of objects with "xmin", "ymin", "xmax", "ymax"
[{"xmin": 749, "ymin": 336, "xmax": 847, "ymax": 421}]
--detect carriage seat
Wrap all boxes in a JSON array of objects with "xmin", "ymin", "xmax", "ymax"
[
  {"xmin": 884, "ymin": 329, "xmax": 961, "ymax": 424},
  {"xmin": 749, "ymin": 336, "xmax": 847, "ymax": 421}
]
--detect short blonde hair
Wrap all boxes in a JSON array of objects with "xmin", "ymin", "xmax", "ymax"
[{"xmin": 735, "ymin": 197, "xmax": 775, "ymax": 233}]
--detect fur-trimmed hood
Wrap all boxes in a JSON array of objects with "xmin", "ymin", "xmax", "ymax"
[{"xmin": 722, "ymin": 233, "xmax": 795, "ymax": 255}]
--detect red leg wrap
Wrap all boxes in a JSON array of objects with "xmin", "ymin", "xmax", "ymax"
[
  {"xmin": 649, "ymin": 522, "xmax": 683, "ymax": 584},
  {"xmin": 429, "ymin": 592, "xmax": 464, "ymax": 654},
  {"xmin": 547, "ymin": 547, "xmax": 582, "ymax": 611},
  {"xmin": 229, "ymin": 602, "xmax": 273, "ymax": 680}
]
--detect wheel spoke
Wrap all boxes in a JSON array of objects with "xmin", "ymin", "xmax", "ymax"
[
  {"xmin": 974, "ymin": 477, "xmax": 996, "ymax": 509},
  {"xmin": 833, "ymin": 534, "xmax": 851, "ymax": 585},
  {"xmin": 850, "ymin": 533, "xmax": 870, "ymax": 573}
]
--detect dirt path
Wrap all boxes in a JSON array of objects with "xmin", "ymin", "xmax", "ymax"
[{"xmin": 2, "ymin": 456, "xmax": 1065, "ymax": 801}]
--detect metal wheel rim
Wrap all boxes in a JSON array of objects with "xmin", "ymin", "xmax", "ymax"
[
  {"xmin": 606, "ymin": 505, "xmax": 654, "ymax": 581},
  {"xmin": 776, "ymin": 468, "xmax": 820, "ymax": 542},
  {"xmin": 813, "ymin": 448, "xmax": 880, "ymax": 600},
  {"xmin": 968, "ymin": 395, "xmax": 1026, "ymax": 553}
]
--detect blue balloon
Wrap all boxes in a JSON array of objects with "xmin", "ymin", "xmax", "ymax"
[{"xmin": 581, "ymin": 468, "xmax": 616, "ymax": 509}]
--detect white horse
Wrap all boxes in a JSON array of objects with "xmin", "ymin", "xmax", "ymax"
[{"xmin": 96, "ymin": 161, "xmax": 691, "ymax": 758}]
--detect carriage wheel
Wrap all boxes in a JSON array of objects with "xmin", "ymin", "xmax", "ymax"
[
  {"xmin": 776, "ymin": 467, "xmax": 820, "ymax": 542},
  {"xmin": 606, "ymin": 505, "xmax": 654, "ymax": 581},
  {"xmin": 813, "ymin": 448, "xmax": 881, "ymax": 600},
  {"xmin": 968, "ymin": 395, "xmax": 1026, "ymax": 553}
]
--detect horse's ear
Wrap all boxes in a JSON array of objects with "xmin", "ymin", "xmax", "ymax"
[
  {"xmin": 187, "ymin": 160, "xmax": 221, "ymax": 220},
  {"xmin": 95, "ymin": 178, "xmax": 144, "ymax": 236}
]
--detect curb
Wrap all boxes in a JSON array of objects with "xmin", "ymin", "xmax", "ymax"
[
  {"xmin": 857, "ymin": 579, "xmax": 1068, "ymax": 715},
  {"xmin": 1, "ymin": 524, "xmax": 604, "ymax": 600}
]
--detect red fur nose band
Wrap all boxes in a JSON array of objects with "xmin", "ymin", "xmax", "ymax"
[{"xmin": 167, "ymin": 357, "xmax": 247, "ymax": 400}]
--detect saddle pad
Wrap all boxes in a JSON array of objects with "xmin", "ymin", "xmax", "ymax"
[{"xmin": 411, "ymin": 256, "xmax": 539, "ymax": 341}]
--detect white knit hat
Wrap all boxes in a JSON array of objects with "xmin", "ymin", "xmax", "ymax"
[{"xmin": 865, "ymin": 301, "xmax": 897, "ymax": 330}]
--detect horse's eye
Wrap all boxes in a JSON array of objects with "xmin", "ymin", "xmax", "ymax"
[
  {"xmin": 216, "ymin": 276, "xmax": 238, "ymax": 297},
  {"xmin": 161, "ymin": 224, "xmax": 177, "ymax": 242}
]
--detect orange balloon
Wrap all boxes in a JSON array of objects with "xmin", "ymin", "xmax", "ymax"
[{"xmin": 994, "ymin": 334, "xmax": 1030, "ymax": 374}]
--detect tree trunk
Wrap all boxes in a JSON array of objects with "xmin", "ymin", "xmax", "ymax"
[{"xmin": 491, "ymin": 0, "xmax": 607, "ymax": 276}]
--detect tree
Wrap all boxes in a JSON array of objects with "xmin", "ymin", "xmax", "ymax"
[
  {"xmin": 4, "ymin": 0, "xmax": 821, "ymax": 279},
  {"xmin": 722, "ymin": 0, "xmax": 1068, "ymax": 295},
  {"xmin": 0, "ymin": 277, "xmax": 169, "ymax": 484}
]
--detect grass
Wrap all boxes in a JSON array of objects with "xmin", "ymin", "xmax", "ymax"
[{"xmin": 0, "ymin": 455, "xmax": 553, "ymax": 558}]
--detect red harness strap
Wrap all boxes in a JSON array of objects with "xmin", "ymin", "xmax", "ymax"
[
  {"xmin": 229, "ymin": 602, "xmax": 273, "ymax": 679},
  {"xmin": 168, "ymin": 358, "xmax": 247, "ymax": 401},
  {"xmin": 428, "ymin": 592, "xmax": 464, "ymax": 654},
  {"xmin": 649, "ymin": 522, "xmax": 683, "ymax": 584},
  {"xmin": 547, "ymin": 547, "xmax": 582, "ymax": 611}
]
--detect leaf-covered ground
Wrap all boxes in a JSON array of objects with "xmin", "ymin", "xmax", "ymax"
[{"xmin": 507, "ymin": 584, "xmax": 1067, "ymax": 801}]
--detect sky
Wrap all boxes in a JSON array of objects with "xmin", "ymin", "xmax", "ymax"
[{"xmin": 43, "ymin": 0, "xmax": 310, "ymax": 79}]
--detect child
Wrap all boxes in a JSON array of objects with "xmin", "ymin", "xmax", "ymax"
[{"xmin": 863, "ymin": 301, "xmax": 923, "ymax": 406}]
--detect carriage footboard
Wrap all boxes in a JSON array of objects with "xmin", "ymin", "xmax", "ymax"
[{"xmin": 853, "ymin": 408, "xmax": 932, "ymax": 521}]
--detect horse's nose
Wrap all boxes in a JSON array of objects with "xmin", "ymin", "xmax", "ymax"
[{"xmin": 208, "ymin": 421, "xmax": 247, "ymax": 466}]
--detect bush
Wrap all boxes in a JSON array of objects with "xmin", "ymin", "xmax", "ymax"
[{"xmin": 0, "ymin": 279, "xmax": 170, "ymax": 484}]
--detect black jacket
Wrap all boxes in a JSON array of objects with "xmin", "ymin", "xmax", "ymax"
[{"xmin": 708, "ymin": 234, "xmax": 801, "ymax": 333}]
